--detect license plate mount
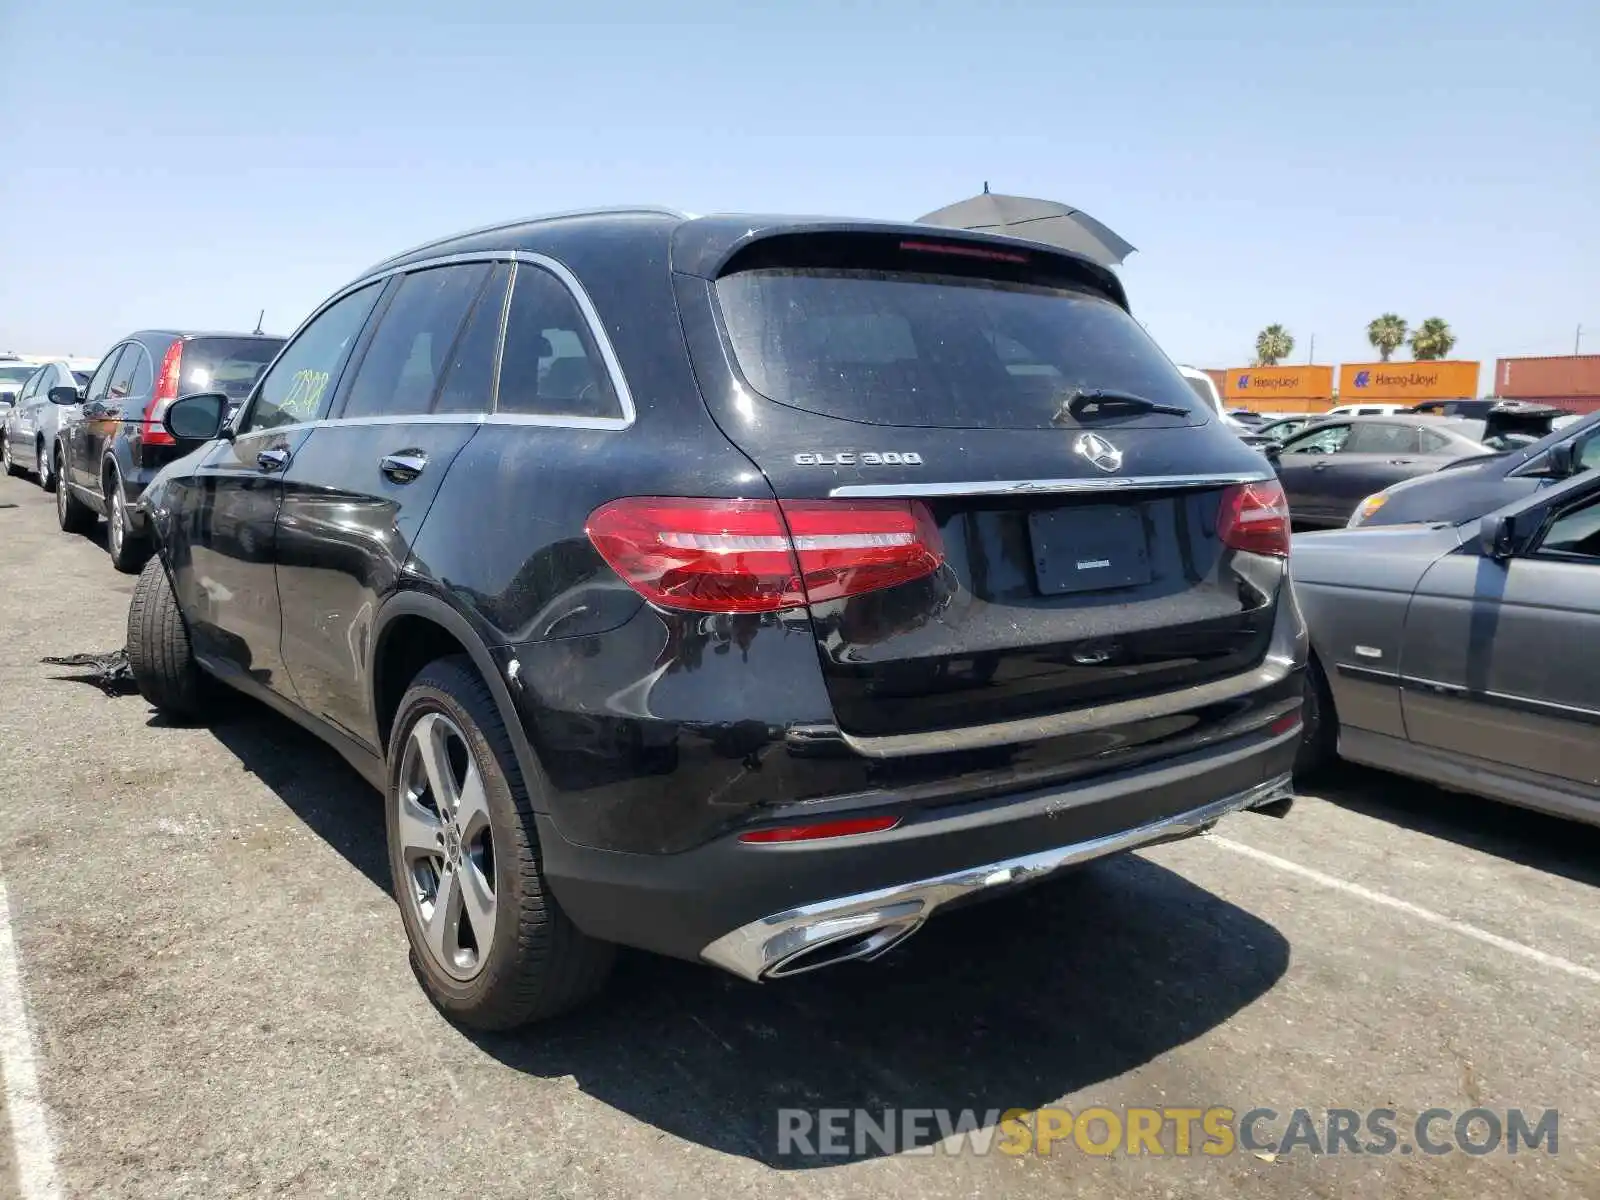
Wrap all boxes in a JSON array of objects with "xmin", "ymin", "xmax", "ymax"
[{"xmin": 1029, "ymin": 506, "xmax": 1152, "ymax": 595}]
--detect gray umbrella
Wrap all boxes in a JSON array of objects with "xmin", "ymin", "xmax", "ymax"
[{"xmin": 916, "ymin": 185, "xmax": 1136, "ymax": 266}]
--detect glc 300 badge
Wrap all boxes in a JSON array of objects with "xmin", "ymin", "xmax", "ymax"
[{"xmin": 793, "ymin": 451, "xmax": 924, "ymax": 466}]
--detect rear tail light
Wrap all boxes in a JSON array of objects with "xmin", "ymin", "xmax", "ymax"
[
  {"xmin": 1217, "ymin": 479, "xmax": 1291, "ymax": 557},
  {"xmin": 142, "ymin": 341, "xmax": 183, "ymax": 446},
  {"xmin": 585, "ymin": 496, "xmax": 945, "ymax": 613},
  {"xmin": 739, "ymin": 815, "xmax": 901, "ymax": 843}
]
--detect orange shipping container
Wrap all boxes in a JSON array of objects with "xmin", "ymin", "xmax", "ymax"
[
  {"xmin": 1220, "ymin": 366, "xmax": 1334, "ymax": 407},
  {"xmin": 1337, "ymin": 360, "xmax": 1480, "ymax": 402},
  {"xmin": 1494, "ymin": 355, "xmax": 1600, "ymax": 401}
]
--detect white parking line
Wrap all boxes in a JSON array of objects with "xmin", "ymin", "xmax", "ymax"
[
  {"xmin": 0, "ymin": 877, "xmax": 63, "ymax": 1200},
  {"xmin": 1210, "ymin": 835, "xmax": 1600, "ymax": 985}
]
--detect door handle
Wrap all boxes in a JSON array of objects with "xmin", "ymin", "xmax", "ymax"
[
  {"xmin": 380, "ymin": 451, "xmax": 427, "ymax": 483},
  {"xmin": 256, "ymin": 448, "xmax": 290, "ymax": 473},
  {"xmin": 1312, "ymin": 461, "xmax": 1330, "ymax": 470}
]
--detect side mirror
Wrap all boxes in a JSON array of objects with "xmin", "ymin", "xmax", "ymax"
[
  {"xmin": 1479, "ymin": 513, "xmax": 1518, "ymax": 561},
  {"xmin": 1263, "ymin": 442, "xmax": 1283, "ymax": 461},
  {"xmin": 164, "ymin": 392, "xmax": 230, "ymax": 442},
  {"xmin": 1544, "ymin": 441, "xmax": 1577, "ymax": 479},
  {"xmin": 47, "ymin": 385, "xmax": 82, "ymax": 406}
]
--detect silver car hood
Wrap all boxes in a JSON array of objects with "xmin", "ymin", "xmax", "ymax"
[{"xmin": 1290, "ymin": 523, "xmax": 1469, "ymax": 590}]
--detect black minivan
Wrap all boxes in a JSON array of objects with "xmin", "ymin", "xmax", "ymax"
[
  {"xmin": 129, "ymin": 209, "xmax": 1305, "ymax": 1029},
  {"xmin": 51, "ymin": 330, "xmax": 284, "ymax": 570}
]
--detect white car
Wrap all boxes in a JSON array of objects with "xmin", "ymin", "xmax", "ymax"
[
  {"xmin": 1, "ymin": 358, "xmax": 98, "ymax": 489},
  {"xmin": 1178, "ymin": 365, "xmax": 1258, "ymax": 436},
  {"xmin": 1323, "ymin": 402, "xmax": 1413, "ymax": 417}
]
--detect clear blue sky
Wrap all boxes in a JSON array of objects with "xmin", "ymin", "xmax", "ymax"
[{"xmin": 2, "ymin": 0, "xmax": 1595, "ymax": 391}]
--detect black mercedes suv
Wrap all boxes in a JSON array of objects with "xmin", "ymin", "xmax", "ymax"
[
  {"xmin": 128, "ymin": 208, "xmax": 1305, "ymax": 1029},
  {"xmin": 51, "ymin": 330, "xmax": 284, "ymax": 571}
]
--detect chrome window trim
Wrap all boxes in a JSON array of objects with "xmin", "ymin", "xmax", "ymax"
[
  {"xmin": 830, "ymin": 472, "xmax": 1271, "ymax": 499},
  {"xmin": 234, "ymin": 249, "xmax": 636, "ymax": 436}
]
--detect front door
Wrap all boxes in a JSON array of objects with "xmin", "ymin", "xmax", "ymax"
[
  {"xmin": 1401, "ymin": 480, "xmax": 1600, "ymax": 802},
  {"xmin": 164, "ymin": 281, "xmax": 387, "ymax": 695},
  {"xmin": 1274, "ymin": 421, "xmax": 1352, "ymax": 524},
  {"xmin": 276, "ymin": 261, "xmax": 504, "ymax": 751},
  {"xmin": 65, "ymin": 345, "xmax": 128, "ymax": 495}
]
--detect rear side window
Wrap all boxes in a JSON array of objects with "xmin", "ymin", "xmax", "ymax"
[
  {"xmin": 1345, "ymin": 424, "xmax": 1419, "ymax": 453},
  {"xmin": 126, "ymin": 345, "xmax": 153, "ymax": 398},
  {"xmin": 342, "ymin": 263, "xmax": 490, "ymax": 419},
  {"xmin": 495, "ymin": 263, "xmax": 623, "ymax": 421},
  {"xmin": 434, "ymin": 263, "xmax": 509, "ymax": 415},
  {"xmin": 244, "ymin": 283, "xmax": 382, "ymax": 433},
  {"xmin": 107, "ymin": 345, "xmax": 140, "ymax": 401},
  {"xmin": 714, "ymin": 267, "xmax": 1201, "ymax": 429},
  {"xmin": 181, "ymin": 338, "xmax": 283, "ymax": 402}
]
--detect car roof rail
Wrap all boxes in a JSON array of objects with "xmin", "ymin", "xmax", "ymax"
[{"xmin": 360, "ymin": 206, "xmax": 694, "ymax": 276}]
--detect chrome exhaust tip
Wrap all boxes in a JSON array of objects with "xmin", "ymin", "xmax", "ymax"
[{"xmin": 762, "ymin": 914, "xmax": 923, "ymax": 979}]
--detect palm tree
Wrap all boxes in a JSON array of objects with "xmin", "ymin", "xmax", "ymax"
[
  {"xmin": 1409, "ymin": 317, "xmax": 1457, "ymax": 361},
  {"xmin": 1366, "ymin": 313, "xmax": 1408, "ymax": 361},
  {"xmin": 1254, "ymin": 324, "xmax": 1294, "ymax": 366}
]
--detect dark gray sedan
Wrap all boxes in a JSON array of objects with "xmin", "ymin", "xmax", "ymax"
[
  {"xmin": 1292, "ymin": 465, "xmax": 1600, "ymax": 827},
  {"xmin": 1269, "ymin": 415, "xmax": 1492, "ymax": 528}
]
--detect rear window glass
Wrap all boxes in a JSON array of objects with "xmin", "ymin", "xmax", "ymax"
[
  {"xmin": 0, "ymin": 366, "xmax": 36, "ymax": 386},
  {"xmin": 714, "ymin": 268, "xmax": 1203, "ymax": 429},
  {"xmin": 182, "ymin": 338, "xmax": 284, "ymax": 401}
]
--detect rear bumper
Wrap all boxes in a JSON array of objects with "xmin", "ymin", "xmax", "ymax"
[{"xmin": 538, "ymin": 722, "xmax": 1300, "ymax": 973}]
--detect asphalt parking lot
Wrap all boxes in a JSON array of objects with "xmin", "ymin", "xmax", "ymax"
[{"xmin": 0, "ymin": 468, "xmax": 1596, "ymax": 1199}]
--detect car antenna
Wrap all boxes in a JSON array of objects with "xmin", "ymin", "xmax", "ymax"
[{"xmin": 252, "ymin": 309, "xmax": 265, "ymax": 336}]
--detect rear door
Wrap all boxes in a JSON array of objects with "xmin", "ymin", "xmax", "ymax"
[
  {"xmin": 1401, "ymin": 479, "xmax": 1600, "ymax": 804},
  {"xmin": 65, "ymin": 345, "xmax": 127, "ymax": 494},
  {"xmin": 275, "ymin": 260, "xmax": 505, "ymax": 750},
  {"xmin": 163, "ymin": 284, "xmax": 384, "ymax": 695},
  {"xmin": 677, "ymin": 235, "xmax": 1284, "ymax": 747}
]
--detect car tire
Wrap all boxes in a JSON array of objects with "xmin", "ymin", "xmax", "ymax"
[
  {"xmin": 126, "ymin": 556, "xmax": 208, "ymax": 722},
  {"xmin": 1295, "ymin": 654, "xmax": 1338, "ymax": 777},
  {"xmin": 1, "ymin": 434, "xmax": 19, "ymax": 477},
  {"xmin": 55, "ymin": 447, "xmax": 97, "ymax": 535},
  {"xmin": 387, "ymin": 656, "xmax": 614, "ymax": 1030},
  {"xmin": 105, "ymin": 468, "xmax": 151, "ymax": 573},
  {"xmin": 36, "ymin": 440, "xmax": 54, "ymax": 492}
]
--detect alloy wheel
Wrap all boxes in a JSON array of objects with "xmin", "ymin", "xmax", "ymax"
[
  {"xmin": 395, "ymin": 711, "xmax": 498, "ymax": 981},
  {"xmin": 56, "ymin": 467, "xmax": 67, "ymax": 520},
  {"xmin": 1, "ymin": 437, "xmax": 11, "ymax": 472},
  {"xmin": 109, "ymin": 486, "xmax": 125, "ymax": 558},
  {"xmin": 36, "ymin": 445, "xmax": 49, "ymax": 487}
]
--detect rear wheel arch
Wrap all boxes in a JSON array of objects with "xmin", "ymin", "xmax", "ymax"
[{"xmin": 371, "ymin": 593, "xmax": 543, "ymax": 799}]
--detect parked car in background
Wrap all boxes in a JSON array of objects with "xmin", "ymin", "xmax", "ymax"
[
  {"xmin": 1267, "ymin": 415, "xmax": 1492, "ymax": 528},
  {"xmin": 1, "ymin": 358, "xmax": 98, "ymax": 488},
  {"xmin": 1348, "ymin": 409, "xmax": 1600, "ymax": 528},
  {"xmin": 127, "ymin": 209, "xmax": 1303, "ymax": 1029},
  {"xmin": 0, "ymin": 355, "xmax": 45, "ymax": 407},
  {"xmin": 1407, "ymin": 398, "xmax": 1502, "ymax": 418},
  {"xmin": 1178, "ymin": 368, "xmax": 1274, "ymax": 448},
  {"xmin": 53, "ymin": 330, "xmax": 284, "ymax": 570},
  {"xmin": 1324, "ymin": 402, "xmax": 1413, "ymax": 418},
  {"xmin": 1293, "ymin": 466, "xmax": 1600, "ymax": 828}
]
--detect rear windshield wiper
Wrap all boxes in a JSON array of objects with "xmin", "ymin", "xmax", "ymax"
[{"xmin": 1053, "ymin": 388, "xmax": 1190, "ymax": 423}]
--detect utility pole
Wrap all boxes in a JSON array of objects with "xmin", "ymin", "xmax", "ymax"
[
  {"xmin": 1577, "ymin": 324, "xmax": 1584, "ymax": 355},
  {"xmin": 1307, "ymin": 334, "xmax": 1315, "ymax": 364}
]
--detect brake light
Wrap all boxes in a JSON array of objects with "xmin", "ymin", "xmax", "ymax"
[
  {"xmin": 142, "ymin": 341, "xmax": 183, "ymax": 446},
  {"xmin": 585, "ymin": 496, "xmax": 945, "ymax": 613},
  {"xmin": 899, "ymin": 239, "xmax": 1030, "ymax": 264},
  {"xmin": 1217, "ymin": 479, "xmax": 1291, "ymax": 557},
  {"xmin": 739, "ymin": 815, "xmax": 901, "ymax": 843}
]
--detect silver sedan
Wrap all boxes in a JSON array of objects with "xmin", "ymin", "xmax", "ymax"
[{"xmin": 0, "ymin": 359, "xmax": 95, "ymax": 489}]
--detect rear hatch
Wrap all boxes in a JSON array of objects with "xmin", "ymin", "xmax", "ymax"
[{"xmin": 674, "ymin": 230, "xmax": 1286, "ymax": 743}]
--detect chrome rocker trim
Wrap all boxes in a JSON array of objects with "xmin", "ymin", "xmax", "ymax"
[{"xmin": 700, "ymin": 772, "xmax": 1294, "ymax": 982}]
